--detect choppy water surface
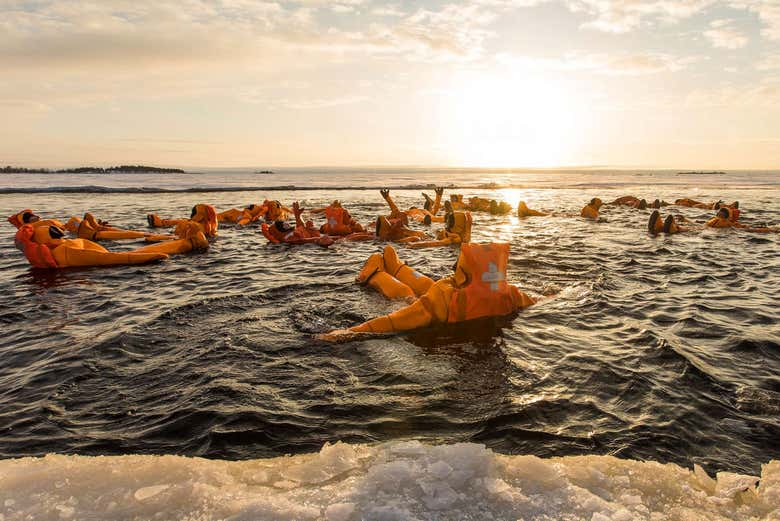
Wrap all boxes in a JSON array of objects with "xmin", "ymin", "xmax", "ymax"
[{"xmin": 1, "ymin": 171, "xmax": 779, "ymax": 479}]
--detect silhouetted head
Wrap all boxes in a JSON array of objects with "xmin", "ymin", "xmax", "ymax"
[
  {"xmin": 733, "ymin": 201, "xmax": 739, "ymax": 209},
  {"xmin": 717, "ymin": 207, "xmax": 730, "ymax": 219},
  {"xmin": 638, "ymin": 199, "xmax": 647, "ymax": 210},
  {"xmin": 274, "ymin": 220, "xmax": 292, "ymax": 232}
]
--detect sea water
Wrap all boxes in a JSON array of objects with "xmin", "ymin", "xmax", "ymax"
[{"xmin": 1, "ymin": 169, "xmax": 778, "ymax": 519}]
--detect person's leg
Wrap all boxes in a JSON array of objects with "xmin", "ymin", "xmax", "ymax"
[
  {"xmin": 381, "ymin": 245, "xmax": 434, "ymax": 296},
  {"xmin": 648, "ymin": 210, "xmax": 663, "ymax": 235}
]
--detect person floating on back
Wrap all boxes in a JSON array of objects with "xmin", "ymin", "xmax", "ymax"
[{"xmin": 317, "ymin": 243, "xmax": 541, "ymax": 342}]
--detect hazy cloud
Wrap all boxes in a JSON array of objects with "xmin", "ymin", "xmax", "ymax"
[
  {"xmin": 704, "ymin": 19, "xmax": 749, "ymax": 48},
  {"xmin": 566, "ymin": 0, "xmax": 715, "ymax": 33},
  {"xmin": 757, "ymin": 53, "xmax": 780, "ymax": 70},
  {"xmin": 497, "ymin": 51, "xmax": 696, "ymax": 75}
]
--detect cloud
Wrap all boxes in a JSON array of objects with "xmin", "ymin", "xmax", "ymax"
[
  {"xmin": 497, "ymin": 51, "xmax": 697, "ymax": 75},
  {"xmin": 730, "ymin": 1, "xmax": 780, "ymax": 40},
  {"xmin": 704, "ymin": 19, "xmax": 749, "ymax": 48},
  {"xmin": 685, "ymin": 77, "xmax": 780, "ymax": 107},
  {"xmin": 757, "ymin": 54, "xmax": 780, "ymax": 70},
  {"xmin": 566, "ymin": 0, "xmax": 715, "ymax": 33}
]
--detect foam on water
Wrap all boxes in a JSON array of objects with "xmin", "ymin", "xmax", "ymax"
[{"xmin": 1, "ymin": 441, "xmax": 777, "ymax": 521}]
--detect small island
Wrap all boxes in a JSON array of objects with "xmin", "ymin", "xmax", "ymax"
[
  {"xmin": 255, "ymin": 170, "xmax": 275, "ymax": 174},
  {"xmin": 1, "ymin": 165, "xmax": 186, "ymax": 174}
]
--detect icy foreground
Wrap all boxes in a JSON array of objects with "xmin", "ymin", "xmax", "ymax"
[{"xmin": 1, "ymin": 441, "xmax": 778, "ymax": 521}]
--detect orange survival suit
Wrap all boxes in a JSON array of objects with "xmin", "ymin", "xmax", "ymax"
[{"xmin": 320, "ymin": 243, "xmax": 537, "ymax": 340}]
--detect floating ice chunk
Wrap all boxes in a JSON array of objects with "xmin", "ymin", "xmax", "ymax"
[
  {"xmin": 325, "ymin": 502, "xmax": 355, "ymax": 521},
  {"xmin": 715, "ymin": 472, "xmax": 759, "ymax": 498},
  {"xmin": 427, "ymin": 460, "xmax": 452, "ymax": 479},
  {"xmin": 0, "ymin": 442, "xmax": 777, "ymax": 521},
  {"xmin": 133, "ymin": 484, "xmax": 170, "ymax": 501}
]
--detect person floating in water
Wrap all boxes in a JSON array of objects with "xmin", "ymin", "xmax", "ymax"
[
  {"xmin": 147, "ymin": 204, "xmax": 219, "ymax": 238},
  {"xmin": 64, "ymin": 213, "xmax": 152, "ymax": 241},
  {"xmin": 261, "ymin": 202, "xmax": 334, "ymax": 246},
  {"xmin": 406, "ymin": 188, "xmax": 446, "ymax": 224},
  {"xmin": 580, "ymin": 198, "xmax": 603, "ymax": 219},
  {"xmin": 607, "ymin": 196, "xmax": 667, "ymax": 210},
  {"xmin": 310, "ymin": 200, "xmax": 365, "ymax": 235},
  {"xmin": 407, "ymin": 202, "xmax": 472, "ymax": 249},
  {"xmin": 674, "ymin": 198, "xmax": 737, "ymax": 210},
  {"xmin": 317, "ymin": 243, "xmax": 539, "ymax": 342},
  {"xmin": 517, "ymin": 201, "xmax": 548, "ymax": 218},
  {"xmin": 8, "ymin": 209, "xmax": 65, "ymax": 230},
  {"xmin": 14, "ymin": 221, "xmax": 208, "ymax": 269},
  {"xmin": 217, "ymin": 204, "xmax": 266, "ymax": 226},
  {"xmin": 467, "ymin": 197, "xmax": 513, "ymax": 215},
  {"xmin": 648, "ymin": 208, "xmax": 776, "ymax": 235}
]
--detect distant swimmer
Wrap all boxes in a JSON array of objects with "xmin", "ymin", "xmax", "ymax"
[
  {"xmin": 310, "ymin": 200, "xmax": 365, "ymax": 235},
  {"xmin": 147, "ymin": 204, "xmax": 219, "ymax": 238},
  {"xmin": 8, "ymin": 209, "xmax": 65, "ymax": 230},
  {"xmin": 581, "ymin": 198, "xmax": 603, "ymax": 219},
  {"xmin": 648, "ymin": 208, "xmax": 776, "ymax": 235},
  {"xmin": 13, "ymin": 222, "xmax": 207, "ymax": 269},
  {"xmin": 705, "ymin": 207, "xmax": 775, "ymax": 232},
  {"xmin": 608, "ymin": 196, "xmax": 653, "ymax": 209},
  {"xmin": 261, "ymin": 202, "xmax": 334, "ymax": 246},
  {"xmin": 317, "ymin": 243, "xmax": 539, "ymax": 342},
  {"xmin": 467, "ymin": 197, "xmax": 513, "ymax": 215},
  {"xmin": 517, "ymin": 201, "xmax": 548, "ymax": 218},
  {"xmin": 64, "ymin": 213, "xmax": 151, "ymax": 241},
  {"xmin": 407, "ymin": 187, "xmax": 446, "ymax": 224},
  {"xmin": 407, "ymin": 202, "xmax": 471, "ymax": 249},
  {"xmin": 449, "ymin": 194, "xmax": 466, "ymax": 211},
  {"xmin": 673, "ymin": 198, "xmax": 737, "ymax": 210},
  {"xmin": 217, "ymin": 204, "xmax": 266, "ymax": 226},
  {"xmin": 379, "ymin": 189, "xmax": 409, "ymax": 223}
]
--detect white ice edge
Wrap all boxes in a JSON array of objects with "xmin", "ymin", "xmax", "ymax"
[{"xmin": 0, "ymin": 440, "xmax": 777, "ymax": 521}]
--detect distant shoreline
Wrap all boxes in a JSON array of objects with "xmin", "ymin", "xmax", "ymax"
[{"xmin": 1, "ymin": 165, "xmax": 186, "ymax": 174}]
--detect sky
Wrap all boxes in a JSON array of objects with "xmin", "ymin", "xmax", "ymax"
[{"xmin": 1, "ymin": 0, "xmax": 779, "ymax": 169}]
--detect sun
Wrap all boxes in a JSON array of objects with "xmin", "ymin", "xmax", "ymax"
[{"xmin": 435, "ymin": 70, "xmax": 587, "ymax": 168}]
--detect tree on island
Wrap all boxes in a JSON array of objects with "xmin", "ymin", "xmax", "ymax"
[{"xmin": 1, "ymin": 165, "xmax": 186, "ymax": 174}]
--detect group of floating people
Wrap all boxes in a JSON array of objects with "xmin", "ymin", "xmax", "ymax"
[{"xmin": 8, "ymin": 189, "xmax": 778, "ymax": 341}]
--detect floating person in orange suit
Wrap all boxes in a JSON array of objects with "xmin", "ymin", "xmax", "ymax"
[
  {"xmin": 406, "ymin": 204, "xmax": 471, "ymax": 249},
  {"xmin": 217, "ymin": 204, "xmax": 266, "ymax": 226},
  {"xmin": 64, "ymin": 213, "xmax": 152, "ymax": 241},
  {"xmin": 14, "ymin": 222, "xmax": 208, "ymax": 269},
  {"xmin": 317, "ymin": 243, "xmax": 540, "ymax": 342},
  {"xmin": 261, "ymin": 202, "xmax": 334, "ymax": 246},
  {"xmin": 648, "ymin": 208, "xmax": 776, "ymax": 235},
  {"xmin": 516, "ymin": 201, "xmax": 548, "ymax": 218},
  {"xmin": 310, "ymin": 200, "xmax": 365, "ymax": 235},
  {"xmin": 146, "ymin": 204, "xmax": 219, "ymax": 238},
  {"xmin": 8, "ymin": 209, "xmax": 65, "ymax": 230},
  {"xmin": 580, "ymin": 198, "xmax": 603, "ymax": 219}
]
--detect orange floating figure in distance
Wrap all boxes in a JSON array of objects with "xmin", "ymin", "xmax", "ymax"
[
  {"xmin": 14, "ymin": 224, "xmax": 169, "ymax": 269},
  {"xmin": 406, "ymin": 187, "xmax": 446, "ymax": 224},
  {"xmin": 406, "ymin": 205, "xmax": 471, "ymax": 249},
  {"xmin": 310, "ymin": 200, "xmax": 364, "ymax": 235},
  {"xmin": 580, "ymin": 198, "xmax": 603, "ymax": 219},
  {"xmin": 517, "ymin": 201, "xmax": 548, "ymax": 218},
  {"xmin": 318, "ymin": 243, "xmax": 538, "ymax": 342},
  {"xmin": 64, "ymin": 213, "xmax": 151, "ymax": 241},
  {"xmin": 147, "ymin": 204, "xmax": 219, "ymax": 238},
  {"xmin": 261, "ymin": 203, "xmax": 334, "ymax": 246},
  {"xmin": 8, "ymin": 209, "xmax": 64, "ymax": 230},
  {"xmin": 648, "ymin": 208, "xmax": 775, "ymax": 235},
  {"xmin": 217, "ymin": 204, "xmax": 266, "ymax": 226}
]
